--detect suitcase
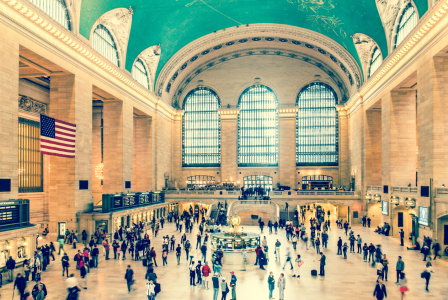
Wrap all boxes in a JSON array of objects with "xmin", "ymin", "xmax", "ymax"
[
  {"xmin": 155, "ymin": 282, "xmax": 161, "ymax": 294},
  {"xmin": 143, "ymin": 258, "xmax": 148, "ymax": 267},
  {"xmin": 311, "ymin": 259, "xmax": 317, "ymax": 276},
  {"xmin": 89, "ymin": 260, "xmax": 94, "ymax": 268}
]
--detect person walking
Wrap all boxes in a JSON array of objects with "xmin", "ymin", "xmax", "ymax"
[
  {"xmin": 268, "ymin": 272, "xmax": 275, "ymax": 299},
  {"xmin": 357, "ymin": 235, "xmax": 362, "ymax": 253},
  {"xmin": 92, "ymin": 245, "xmax": 99, "ymax": 267},
  {"xmin": 282, "ymin": 248, "xmax": 293, "ymax": 271},
  {"xmin": 363, "ymin": 243, "xmax": 368, "ymax": 262},
  {"xmin": 14, "ymin": 273, "xmax": 27, "ymax": 298},
  {"xmin": 381, "ymin": 254, "xmax": 389, "ymax": 282},
  {"xmin": 230, "ymin": 271, "xmax": 237, "ymax": 300},
  {"xmin": 432, "ymin": 240, "xmax": 441, "ymax": 260},
  {"xmin": 58, "ymin": 237, "xmax": 65, "ymax": 255},
  {"xmin": 61, "ymin": 253, "xmax": 70, "ymax": 277},
  {"xmin": 221, "ymin": 277, "xmax": 229, "ymax": 300},
  {"xmin": 399, "ymin": 229, "xmax": 405, "ymax": 246},
  {"xmin": 275, "ymin": 240, "xmax": 281, "ymax": 261},
  {"xmin": 121, "ymin": 240, "xmax": 127, "ymax": 260},
  {"xmin": 396, "ymin": 256, "xmax": 405, "ymax": 283},
  {"xmin": 201, "ymin": 244, "xmax": 207, "ymax": 263},
  {"xmin": 423, "ymin": 261, "xmax": 434, "ymax": 292},
  {"xmin": 104, "ymin": 239, "xmax": 110, "ymax": 260},
  {"xmin": 189, "ymin": 261, "xmax": 196, "ymax": 286},
  {"xmin": 337, "ymin": 237, "xmax": 342, "ymax": 255},
  {"xmin": 398, "ymin": 272, "xmax": 408, "ymax": 300},
  {"xmin": 293, "ymin": 254, "xmax": 302, "ymax": 278},
  {"xmin": 315, "ymin": 237, "xmax": 320, "ymax": 254},
  {"xmin": 291, "ymin": 234, "xmax": 297, "ymax": 250},
  {"xmin": 373, "ymin": 280, "xmax": 387, "ymax": 300},
  {"xmin": 125, "ymin": 265, "xmax": 134, "ymax": 294},
  {"xmin": 80, "ymin": 261, "xmax": 88, "ymax": 289},
  {"xmin": 146, "ymin": 279, "xmax": 156, "ymax": 300},
  {"xmin": 202, "ymin": 262, "xmax": 211, "ymax": 290},
  {"xmin": 6, "ymin": 256, "xmax": 15, "ymax": 282},
  {"xmin": 277, "ymin": 273, "xmax": 286, "ymax": 300},
  {"xmin": 342, "ymin": 242, "xmax": 348, "ymax": 259},
  {"xmin": 212, "ymin": 273, "xmax": 220, "ymax": 300},
  {"xmin": 319, "ymin": 252, "xmax": 326, "ymax": 276},
  {"xmin": 241, "ymin": 248, "xmax": 247, "ymax": 271},
  {"xmin": 176, "ymin": 244, "xmax": 182, "ymax": 265}
]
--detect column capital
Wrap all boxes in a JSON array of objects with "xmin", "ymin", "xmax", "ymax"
[
  {"xmin": 173, "ymin": 109, "xmax": 184, "ymax": 121},
  {"xmin": 277, "ymin": 106, "xmax": 299, "ymax": 118},
  {"xmin": 218, "ymin": 108, "xmax": 240, "ymax": 120}
]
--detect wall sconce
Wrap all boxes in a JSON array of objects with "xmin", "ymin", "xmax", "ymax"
[
  {"xmin": 373, "ymin": 194, "xmax": 381, "ymax": 202},
  {"xmin": 405, "ymin": 198, "xmax": 416, "ymax": 208},
  {"xmin": 390, "ymin": 195, "xmax": 400, "ymax": 205},
  {"xmin": 365, "ymin": 193, "xmax": 372, "ymax": 200}
]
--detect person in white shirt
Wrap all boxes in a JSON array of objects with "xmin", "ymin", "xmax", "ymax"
[
  {"xmin": 146, "ymin": 279, "xmax": 156, "ymax": 299},
  {"xmin": 376, "ymin": 262, "xmax": 384, "ymax": 282},
  {"xmin": 424, "ymin": 261, "xmax": 434, "ymax": 291},
  {"xmin": 66, "ymin": 274, "xmax": 80, "ymax": 295}
]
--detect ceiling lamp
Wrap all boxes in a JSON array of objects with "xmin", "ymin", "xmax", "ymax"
[{"xmin": 95, "ymin": 163, "xmax": 104, "ymax": 180}]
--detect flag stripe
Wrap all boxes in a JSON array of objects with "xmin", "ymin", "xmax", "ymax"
[
  {"xmin": 41, "ymin": 138, "xmax": 74, "ymax": 147},
  {"xmin": 41, "ymin": 145, "xmax": 75, "ymax": 153},
  {"xmin": 55, "ymin": 130, "xmax": 75, "ymax": 138},
  {"xmin": 40, "ymin": 114, "xmax": 76, "ymax": 158},
  {"xmin": 55, "ymin": 119, "xmax": 76, "ymax": 127},
  {"xmin": 55, "ymin": 125, "xmax": 76, "ymax": 133}
]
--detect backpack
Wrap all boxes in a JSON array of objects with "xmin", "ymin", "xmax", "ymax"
[{"xmin": 225, "ymin": 283, "xmax": 229, "ymax": 293}]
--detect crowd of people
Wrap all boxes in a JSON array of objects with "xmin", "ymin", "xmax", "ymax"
[{"xmin": 1, "ymin": 203, "xmax": 442, "ymax": 300}]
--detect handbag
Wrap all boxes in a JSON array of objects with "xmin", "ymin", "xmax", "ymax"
[
  {"xmin": 298, "ymin": 261, "xmax": 304, "ymax": 267},
  {"xmin": 225, "ymin": 284, "xmax": 229, "ymax": 293}
]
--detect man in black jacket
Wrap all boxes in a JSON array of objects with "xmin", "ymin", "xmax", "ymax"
[
  {"xmin": 212, "ymin": 273, "xmax": 220, "ymax": 300},
  {"xmin": 337, "ymin": 237, "xmax": 342, "ymax": 255},
  {"xmin": 6, "ymin": 256, "xmax": 16, "ymax": 282},
  {"xmin": 14, "ymin": 273, "xmax": 27, "ymax": 298},
  {"xmin": 373, "ymin": 280, "xmax": 387, "ymax": 300},
  {"xmin": 32, "ymin": 280, "xmax": 47, "ymax": 299},
  {"xmin": 92, "ymin": 245, "xmax": 99, "ymax": 267}
]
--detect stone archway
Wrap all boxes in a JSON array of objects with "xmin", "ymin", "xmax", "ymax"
[{"xmin": 437, "ymin": 214, "xmax": 448, "ymax": 256}]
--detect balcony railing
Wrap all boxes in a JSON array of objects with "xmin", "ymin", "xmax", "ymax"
[{"xmin": 391, "ymin": 187, "xmax": 418, "ymax": 194}]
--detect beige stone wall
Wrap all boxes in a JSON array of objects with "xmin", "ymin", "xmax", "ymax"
[
  {"xmin": 154, "ymin": 112, "xmax": 173, "ymax": 190},
  {"xmin": 220, "ymin": 118, "xmax": 238, "ymax": 183},
  {"xmin": 348, "ymin": 106, "xmax": 364, "ymax": 191},
  {"xmin": 171, "ymin": 115, "xmax": 182, "ymax": 184},
  {"xmin": 92, "ymin": 108, "xmax": 102, "ymax": 204},
  {"xmin": 278, "ymin": 116, "xmax": 296, "ymax": 188},
  {"xmin": 47, "ymin": 74, "xmax": 92, "ymax": 236},
  {"xmin": 338, "ymin": 109, "xmax": 350, "ymax": 187},
  {"xmin": 133, "ymin": 116, "xmax": 153, "ymax": 192},
  {"xmin": 103, "ymin": 100, "xmax": 133, "ymax": 194},
  {"xmin": 365, "ymin": 109, "xmax": 382, "ymax": 186},
  {"xmin": 0, "ymin": 34, "xmax": 19, "ymax": 200}
]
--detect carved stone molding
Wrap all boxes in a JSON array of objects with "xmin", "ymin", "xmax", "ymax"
[
  {"xmin": 137, "ymin": 45, "xmax": 161, "ymax": 91},
  {"xmin": 93, "ymin": 7, "xmax": 133, "ymax": 67},
  {"xmin": 351, "ymin": 33, "xmax": 381, "ymax": 80},
  {"xmin": 156, "ymin": 24, "xmax": 362, "ymax": 102},
  {"xmin": 18, "ymin": 95, "xmax": 46, "ymax": 115}
]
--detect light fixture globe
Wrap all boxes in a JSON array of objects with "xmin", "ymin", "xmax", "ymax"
[{"xmin": 230, "ymin": 214, "xmax": 241, "ymax": 227}]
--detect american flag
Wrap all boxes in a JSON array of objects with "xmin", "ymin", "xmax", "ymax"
[{"xmin": 40, "ymin": 115, "xmax": 76, "ymax": 158}]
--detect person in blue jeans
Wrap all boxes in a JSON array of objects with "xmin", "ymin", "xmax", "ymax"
[{"xmin": 212, "ymin": 273, "xmax": 220, "ymax": 300}]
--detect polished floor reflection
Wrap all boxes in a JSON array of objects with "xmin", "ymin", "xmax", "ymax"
[{"xmin": 1, "ymin": 213, "xmax": 447, "ymax": 300}]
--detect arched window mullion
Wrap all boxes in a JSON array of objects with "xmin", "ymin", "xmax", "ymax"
[
  {"xmin": 296, "ymin": 83, "xmax": 338, "ymax": 166},
  {"xmin": 182, "ymin": 87, "xmax": 221, "ymax": 167},
  {"xmin": 395, "ymin": 4, "xmax": 418, "ymax": 49},
  {"xmin": 132, "ymin": 59, "xmax": 150, "ymax": 89},
  {"xmin": 29, "ymin": 0, "xmax": 71, "ymax": 30},
  {"xmin": 92, "ymin": 24, "xmax": 120, "ymax": 67},
  {"xmin": 238, "ymin": 85, "xmax": 278, "ymax": 167}
]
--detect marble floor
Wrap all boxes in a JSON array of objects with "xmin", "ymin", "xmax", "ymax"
[{"xmin": 1, "ymin": 212, "xmax": 448, "ymax": 300}]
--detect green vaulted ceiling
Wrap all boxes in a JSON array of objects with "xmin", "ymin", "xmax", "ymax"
[{"xmin": 79, "ymin": 0, "xmax": 428, "ymax": 80}]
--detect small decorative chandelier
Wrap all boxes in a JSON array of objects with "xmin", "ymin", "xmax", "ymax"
[{"xmin": 95, "ymin": 163, "xmax": 104, "ymax": 180}]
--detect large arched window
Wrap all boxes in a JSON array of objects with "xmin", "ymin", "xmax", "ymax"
[
  {"xmin": 296, "ymin": 83, "xmax": 338, "ymax": 166},
  {"xmin": 238, "ymin": 85, "xmax": 278, "ymax": 166},
  {"xmin": 182, "ymin": 87, "xmax": 221, "ymax": 167},
  {"xmin": 394, "ymin": 4, "xmax": 418, "ymax": 49},
  {"xmin": 29, "ymin": 0, "xmax": 71, "ymax": 30},
  {"xmin": 92, "ymin": 25, "xmax": 120, "ymax": 67},
  {"xmin": 132, "ymin": 59, "xmax": 150, "ymax": 89},
  {"xmin": 369, "ymin": 47, "xmax": 382, "ymax": 78}
]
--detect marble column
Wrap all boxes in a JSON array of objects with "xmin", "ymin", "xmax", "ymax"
[
  {"xmin": 338, "ymin": 105, "xmax": 350, "ymax": 187},
  {"xmin": 48, "ymin": 74, "xmax": 92, "ymax": 239},
  {"xmin": 171, "ymin": 111, "xmax": 183, "ymax": 186},
  {"xmin": 218, "ymin": 109, "xmax": 240, "ymax": 183},
  {"xmin": 278, "ymin": 107, "xmax": 299, "ymax": 188},
  {"xmin": 103, "ymin": 100, "xmax": 133, "ymax": 194}
]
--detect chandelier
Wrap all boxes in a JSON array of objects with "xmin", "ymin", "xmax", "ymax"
[{"xmin": 95, "ymin": 163, "xmax": 104, "ymax": 180}]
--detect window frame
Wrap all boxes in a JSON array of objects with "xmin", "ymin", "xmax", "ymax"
[
  {"xmin": 28, "ymin": 0, "xmax": 71, "ymax": 30},
  {"xmin": 132, "ymin": 58, "xmax": 150, "ymax": 89},
  {"xmin": 238, "ymin": 84, "xmax": 279, "ymax": 167},
  {"xmin": 394, "ymin": 3, "xmax": 418, "ymax": 49},
  {"xmin": 182, "ymin": 87, "xmax": 221, "ymax": 167},
  {"xmin": 368, "ymin": 47, "xmax": 383, "ymax": 78},
  {"xmin": 295, "ymin": 82, "xmax": 339, "ymax": 167},
  {"xmin": 92, "ymin": 24, "xmax": 120, "ymax": 67}
]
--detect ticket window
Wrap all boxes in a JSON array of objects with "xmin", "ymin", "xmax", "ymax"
[
  {"xmin": 0, "ymin": 249, "xmax": 9, "ymax": 267},
  {"xmin": 17, "ymin": 246, "xmax": 25, "ymax": 259}
]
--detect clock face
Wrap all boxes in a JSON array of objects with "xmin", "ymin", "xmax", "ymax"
[{"xmin": 231, "ymin": 215, "xmax": 241, "ymax": 226}]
